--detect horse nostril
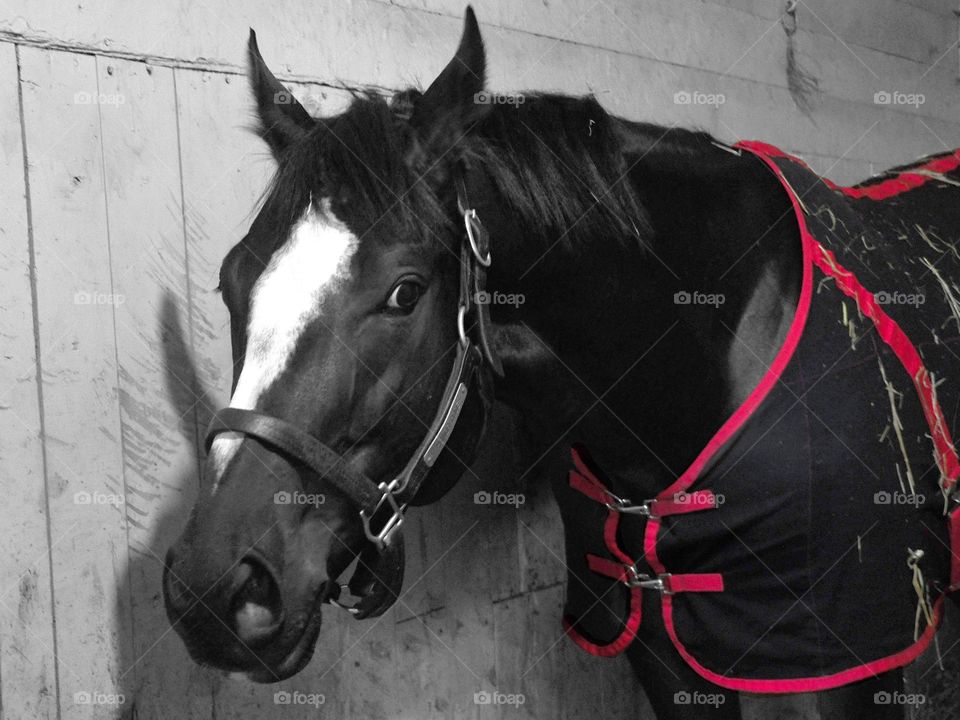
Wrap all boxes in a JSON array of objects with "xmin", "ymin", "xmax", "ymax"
[
  {"xmin": 231, "ymin": 557, "xmax": 284, "ymax": 646},
  {"xmin": 163, "ymin": 549, "xmax": 195, "ymax": 617}
]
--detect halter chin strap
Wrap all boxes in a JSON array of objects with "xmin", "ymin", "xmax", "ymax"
[{"xmin": 203, "ymin": 164, "xmax": 499, "ymax": 616}]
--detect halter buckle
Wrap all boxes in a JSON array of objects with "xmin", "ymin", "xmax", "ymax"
[
  {"xmin": 360, "ymin": 478, "xmax": 407, "ymax": 547},
  {"xmin": 326, "ymin": 583, "xmax": 361, "ymax": 614}
]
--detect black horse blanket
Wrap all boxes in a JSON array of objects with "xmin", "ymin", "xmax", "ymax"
[{"xmin": 561, "ymin": 141, "xmax": 960, "ymax": 692}]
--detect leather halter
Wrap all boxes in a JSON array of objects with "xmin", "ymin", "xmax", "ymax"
[{"xmin": 203, "ymin": 167, "xmax": 499, "ymax": 615}]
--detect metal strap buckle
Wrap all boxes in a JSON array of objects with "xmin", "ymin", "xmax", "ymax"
[
  {"xmin": 623, "ymin": 564, "xmax": 672, "ymax": 593},
  {"xmin": 463, "ymin": 209, "xmax": 491, "ymax": 267},
  {"xmin": 604, "ymin": 493, "xmax": 655, "ymax": 516},
  {"xmin": 360, "ymin": 479, "xmax": 407, "ymax": 547}
]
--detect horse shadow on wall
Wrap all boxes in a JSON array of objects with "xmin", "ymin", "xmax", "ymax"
[{"xmin": 112, "ymin": 291, "xmax": 602, "ymax": 717}]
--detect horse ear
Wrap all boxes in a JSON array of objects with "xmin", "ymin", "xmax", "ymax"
[
  {"xmin": 411, "ymin": 6, "xmax": 487, "ymax": 147},
  {"xmin": 247, "ymin": 29, "xmax": 314, "ymax": 157}
]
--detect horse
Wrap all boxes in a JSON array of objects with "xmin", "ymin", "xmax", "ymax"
[{"xmin": 163, "ymin": 7, "xmax": 960, "ymax": 718}]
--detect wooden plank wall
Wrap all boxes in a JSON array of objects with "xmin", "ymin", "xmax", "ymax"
[{"xmin": 0, "ymin": 1, "xmax": 958, "ymax": 719}]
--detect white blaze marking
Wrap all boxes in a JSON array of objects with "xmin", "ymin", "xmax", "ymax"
[{"xmin": 210, "ymin": 201, "xmax": 357, "ymax": 483}]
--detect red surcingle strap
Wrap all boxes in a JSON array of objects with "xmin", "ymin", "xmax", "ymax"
[
  {"xmin": 586, "ymin": 555, "xmax": 724, "ymax": 593},
  {"xmin": 569, "ymin": 465, "xmax": 719, "ymax": 517}
]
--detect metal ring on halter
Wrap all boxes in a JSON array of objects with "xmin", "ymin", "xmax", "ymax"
[
  {"xmin": 463, "ymin": 209, "xmax": 491, "ymax": 267},
  {"xmin": 457, "ymin": 304, "xmax": 469, "ymax": 347}
]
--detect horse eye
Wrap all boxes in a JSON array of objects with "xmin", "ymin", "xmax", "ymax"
[{"xmin": 386, "ymin": 280, "xmax": 423, "ymax": 312}]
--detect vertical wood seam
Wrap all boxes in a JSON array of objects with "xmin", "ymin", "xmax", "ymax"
[
  {"xmin": 93, "ymin": 54, "xmax": 137, "ymax": 694},
  {"xmin": 15, "ymin": 42, "xmax": 62, "ymax": 720}
]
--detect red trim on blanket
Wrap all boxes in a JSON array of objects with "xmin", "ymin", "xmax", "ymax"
[
  {"xmin": 734, "ymin": 140, "xmax": 960, "ymax": 202},
  {"xmin": 949, "ymin": 507, "xmax": 960, "ymax": 591},
  {"xmin": 634, "ymin": 140, "xmax": 948, "ymax": 693}
]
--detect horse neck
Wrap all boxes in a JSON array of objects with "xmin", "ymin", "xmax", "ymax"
[{"xmin": 487, "ymin": 136, "xmax": 803, "ymax": 497}]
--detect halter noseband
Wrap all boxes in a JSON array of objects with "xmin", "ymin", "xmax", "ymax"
[{"xmin": 203, "ymin": 168, "xmax": 499, "ymax": 553}]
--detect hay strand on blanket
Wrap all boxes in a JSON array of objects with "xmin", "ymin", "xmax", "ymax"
[
  {"xmin": 880, "ymin": 358, "xmax": 916, "ymax": 495},
  {"xmin": 920, "ymin": 256, "xmax": 960, "ymax": 333},
  {"xmin": 908, "ymin": 549, "xmax": 934, "ymax": 641}
]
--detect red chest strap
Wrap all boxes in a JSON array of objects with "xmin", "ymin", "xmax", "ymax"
[
  {"xmin": 586, "ymin": 555, "xmax": 724, "ymax": 594},
  {"xmin": 569, "ymin": 457, "xmax": 720, "ymax": 518}
]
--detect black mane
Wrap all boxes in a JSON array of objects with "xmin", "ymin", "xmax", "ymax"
[{"xmin": 258, "ymin": 88, "xmax": 719, "ymax": 258}]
